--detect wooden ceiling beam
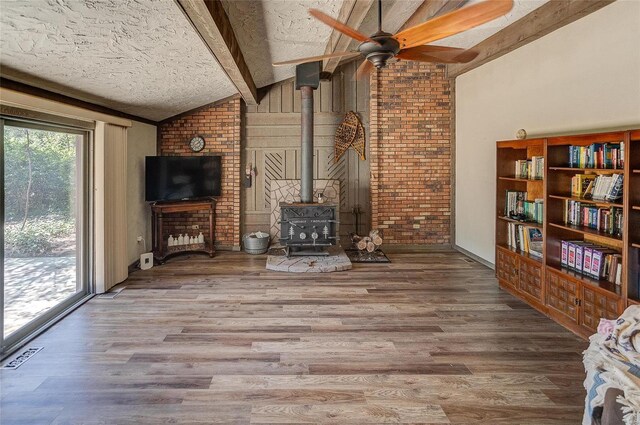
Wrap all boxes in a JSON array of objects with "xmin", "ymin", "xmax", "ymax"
[
  {"xmin": 322, "ymin": 0, "xmax": 375, "ymax": 74},
  {"xmin": 447, "ymin": 0, "xmax": 615, "ymax": 78},
  {"xmin": 176, "ymin": 0, "xmax": 258, "ymax": 105}
]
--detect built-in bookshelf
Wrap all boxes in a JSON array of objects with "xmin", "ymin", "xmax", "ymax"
[
  {"xmin": 496, "ymin": 139, "xmax": 546, "ymax": 310},
  {"xmin": 628, "ymin": 130, "xmax": 640, "ymax": 304},
  {"xmin": 495, "ymin": 130, "xmax": 638, "ymax": 339}
]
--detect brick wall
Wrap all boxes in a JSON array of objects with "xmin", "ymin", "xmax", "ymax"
[
  {"xmin": 370, "ymin": 61, "xmax": 451, "ymax": 245},
  {"xmin": 158, "ymin": 97, "xmax": 241, "ymax": 249}
]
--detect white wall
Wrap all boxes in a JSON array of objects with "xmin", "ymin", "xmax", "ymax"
[
  {"xmin": 126, "ymin": 121, "xmax": 156, "ymax": 264},
  {"xmin": 455, "ymin": 0, "xmax": 640, "ymax": 265}
]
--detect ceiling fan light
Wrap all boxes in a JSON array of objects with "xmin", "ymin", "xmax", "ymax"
[{"xmin": 366, "ymin": 52, "xmax": 395, "ymax": 69}]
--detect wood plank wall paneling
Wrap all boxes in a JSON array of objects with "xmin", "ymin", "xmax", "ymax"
[{"xmin": 243, "ymin": 61, "xmax": 370, "ymax": 238}]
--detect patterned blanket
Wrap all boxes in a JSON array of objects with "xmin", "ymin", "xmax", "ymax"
[{"xmin": 583, "ymin": 306, "xmax": 640, "ymax": 425}]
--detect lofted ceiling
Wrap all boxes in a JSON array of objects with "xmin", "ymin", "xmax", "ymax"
[
  {"xmin": 430, "ymin": 0, "xmax": 548, "ymax": 49},
  {"xmin": 0, "ymin": 0, "xmax": 240, "ymax": 121},
  {"xmin": 0, "ymin": 0, "xmax": 549, "ymax": 122},
  {"xmin": 220, "ymin": 0, "xmax": 345, "ymax": 88}
]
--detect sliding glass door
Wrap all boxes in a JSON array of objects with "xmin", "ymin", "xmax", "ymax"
[{"xmin": 1, "ymin": 118, "xmax": 90, "ymax": 355}]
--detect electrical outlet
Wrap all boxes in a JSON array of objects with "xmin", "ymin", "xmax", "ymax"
[{"xmin": 192, "ymin": 225, "xmax": 199, "ymax": 230}]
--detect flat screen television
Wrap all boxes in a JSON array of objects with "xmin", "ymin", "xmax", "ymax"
[{"xmin": 145, "ymin": 156, "xmax": 222, "ymax": 202}]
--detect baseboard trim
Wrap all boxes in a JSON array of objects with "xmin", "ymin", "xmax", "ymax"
[
  {"xmin": 216, "ymin": 244, "xmax": 241, "ymax": 252},
  {"xmin": 454, "ymin": 245, "xmax": 495, "ymax": 270},
  {"xmin": 128, "ymin": 259, "xmax": 140, "ymax": 274},
  {"xmin": 382, "ymin": 244, "xmax": 454, "ymax": 253}
]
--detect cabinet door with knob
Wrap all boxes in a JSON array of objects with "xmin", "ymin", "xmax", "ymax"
[
  {"xmin": 496, "ymin": 247, "xmax": 519, "ymax": 291},
  {"xmin": 545, "ymin": 267, "xmax": 580, "ymax": 325},
  {"xmin": 518, "ymin": 257, "xmax": 543, "ymax": 306},
  {"xmin": 581, "ymin": 285, "xmax": 622, "ymax": 333}
]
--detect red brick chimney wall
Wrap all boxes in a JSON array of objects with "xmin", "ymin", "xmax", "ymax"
[
  {"xmin": 158, "ymin": 97, "xmax": 241, "ymax": 250},
  {"xmin": 370, "ymin": 61, "xmax": 452, "ymax": 245}
]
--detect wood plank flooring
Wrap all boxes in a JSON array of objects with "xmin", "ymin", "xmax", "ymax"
[{"xmin": 0, "ymin": 250, "xmax": 588, "ymax": 424}]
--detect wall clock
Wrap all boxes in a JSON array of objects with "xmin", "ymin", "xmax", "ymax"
[{"xmin": 189, "ymin": 136, "xmax": 205, "ymax": 152}]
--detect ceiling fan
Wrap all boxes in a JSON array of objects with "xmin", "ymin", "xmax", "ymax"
[{"xmin": 273, "ymin": 0, "xmax": 514, "ymax": 78}]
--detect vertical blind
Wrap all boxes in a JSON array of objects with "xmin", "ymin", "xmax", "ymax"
[{"xmin": 94, "ymin": 122, "xmax": 128, "ymax": 293}]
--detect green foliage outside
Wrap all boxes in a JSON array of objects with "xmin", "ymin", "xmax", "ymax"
[
  {"xmin": 5, "ymin": 217, "xmax": 75, "ymax": 257},
  {"xmin": 4, "ymin": 126, "xmax": 78, "ymax": 257}
]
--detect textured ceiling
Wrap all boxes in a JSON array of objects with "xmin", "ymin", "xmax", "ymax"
[
  {"xmin": 430, "ymin": 0, "xmax": 549, "ymax": 49},
  {"xmin": 221, "ymin": 0, "xmax": 345, "ymax": 88},
  {"xmin": 0, "ymin": 0, "xmax": 550, "ymax": 122},
  {"xmin": 0, "ymin": 0, "xmax": 237, "ymax": 121}
]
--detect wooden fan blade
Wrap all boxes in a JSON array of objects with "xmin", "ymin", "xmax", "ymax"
[
  {"xmin": 309, "ymin": 9, "xmax": 378, "ymax": 44},
  {"xmin": 273, "ymin": 51, "xmax": 360, "ymax": 66},
  {"xmin": 394, "ymin": 0, "xmax": 513, "ymax": 49},
  {"xmin": 356, "ymin": 59, "xmax": 373, "ymax": 80},
  {"xmin": 396, "ymin": 45, "xmax": 479, "ymax": 63}
]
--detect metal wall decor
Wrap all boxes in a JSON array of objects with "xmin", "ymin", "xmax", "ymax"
[{"xmin": 335, "ymin": 111, "xmax": 366, "ymax": 161}]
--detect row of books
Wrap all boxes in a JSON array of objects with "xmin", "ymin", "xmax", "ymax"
[
  {"xmin": 507, "ymin": 223, "xmax": 543, "ymax": 258},
  {"xmin": 504, "ymin": 191, "xmax": 544, "ymax": 223},
  {"xmin": 570, "ymin": 174, "xmax": 623, "ymax": 201},
  {"xmin": 563, "ymin": 201, "xmax": 623, "ymax": 236},
  {"xmin": 523, "ymin": 199, "xmax": 544, "ymax": 224},
  {"xmin": 561, "ymin": 240, "xmax": 623, "ymax": 284},
  {"xmin": 568, "ymin": 142, "xmax": 624, "ymax": 169},
  {"xmin": 515, "ymin": 157, "xmax": 544, "ymax": 180},
  {"xmin": 505, "ymin": 190, "xmax": 526, "ymax": 217}
]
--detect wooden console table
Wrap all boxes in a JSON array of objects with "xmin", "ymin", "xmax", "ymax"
[{"xmin": 151, "ymin": 199, "xmax": 215, "ymax": 263}]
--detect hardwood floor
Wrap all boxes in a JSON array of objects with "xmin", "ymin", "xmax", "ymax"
[{"xmin": 1, "ymin": 250, "xmax": 588, "ymax": 424}]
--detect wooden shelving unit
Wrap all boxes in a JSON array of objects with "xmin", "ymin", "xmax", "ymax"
[
  {"xmin": 627, "ymin": 130, "xmax": 640, "ymax": 305},
  {"xmin": 548, "ymin": 195, "xmax": 623, "ymax": 208},
  {"xmin": 496, "ymin": 139, "xmax": 546, "ymax": 311},
  {"xmin": 497, "ymin": 215, "xmax": 543, "ymax": 228},
  {"xmin": 151, "ymin": 199, "xmax": 216, "ymax": 263},
  {"xmin": 548, "ymin": 167, "xmax": 622, "ymax": 174},
  {"xmin": 547, "ymin": 222, "xmax": 623, "ymax": 245},
  {"xmin": 495, "ymin": 130, "xmax": 637, "ymax": 339}
]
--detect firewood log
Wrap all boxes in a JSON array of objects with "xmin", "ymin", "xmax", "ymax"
[
  {"xmin": 372, "ymin": 235, "xmax": 383, "ymax": 246},
  {"xmin": 357, "ymin": 239, "xmax": 368, "ymax": 250},
  {"xmin": 349, "ymin": 233, "xmax": 362, "ymax": 245},
  {"xmin": 366, "ymin": 241, "xmax": 376, "ymax": 252},
  {"xmin": 369, "ymin": 230, "xmax": 380, "ymax": 239}
]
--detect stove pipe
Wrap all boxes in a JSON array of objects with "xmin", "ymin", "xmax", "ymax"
[
  {"xmin": 300, "ymin": 86, "xmax": 314, "ymax": 203},
  {"xmin": 295, "ymin": 61, "xmax": 321, "ymax": 204}
]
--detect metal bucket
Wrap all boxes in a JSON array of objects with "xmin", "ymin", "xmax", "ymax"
[{"xmin": 243, "ymin": 232, "xmax": 270, "ymax": 255}]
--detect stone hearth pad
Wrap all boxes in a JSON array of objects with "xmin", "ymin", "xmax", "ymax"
[{"xmin": 266, "ymin": 246, "xmax": 352, "ymax": 273}]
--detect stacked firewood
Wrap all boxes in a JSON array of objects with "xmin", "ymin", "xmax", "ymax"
[{"xmin": 350, "ymin": 230, "xmax": 383, "ymax": 252}]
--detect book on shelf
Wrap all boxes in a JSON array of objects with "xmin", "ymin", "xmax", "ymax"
[
  {"xmin": 505, "ymin": 191, "xmax": 543, "ymax": 223},
  {"xmin": 515, "ymin": 156, "xmax": 544, "ymax": 179},
  {"xmin": 563, "ymin": 200, "xmax": 623, "ymax": 236},
  {"xmin": 569, "ymin": 173, "xmax": 623, "ymax": 201},
  {"xmin": 568, "ymin": 142, "xmax": 624, "ymax": 169},
  {"xmin": 560, "ymin": 240, "xmax": 622, "ymax": 284},
  {"xmin": 571, "ymin": 174, "xmax": 596, "ymax": 197},
  {"xmin": 507, "ymin": 223, "xmax": 543, "ymax": 258},
  {"xmin": 505, "ymin": 190, "xmax": 526, "ymax": 217},
  {"xmin": 591, "ymin": 174, "xmax": 623, "ymax": 202}
]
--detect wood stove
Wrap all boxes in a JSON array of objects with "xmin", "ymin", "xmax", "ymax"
[
  {"xmin": 279, "ymin": 202, "xmax": 338, "ymax": 256},
  {"xmin": 279, "ymin": 62, "xmax": 339, "ymax": 256}
]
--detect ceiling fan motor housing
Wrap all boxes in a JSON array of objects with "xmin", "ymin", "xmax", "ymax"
[{"xmin": 359, "ymin": 31, "xmax": 400, "ymax": 68}]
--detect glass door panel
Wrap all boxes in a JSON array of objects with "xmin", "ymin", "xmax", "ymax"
[{"xmin": 2, "ymin": 120, "xmax": 88, "ymax": 347}]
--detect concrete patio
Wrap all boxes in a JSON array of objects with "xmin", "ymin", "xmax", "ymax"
[{"xmin": 4, "ymin": 256, "xmax": 76, "ymax": 336}]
